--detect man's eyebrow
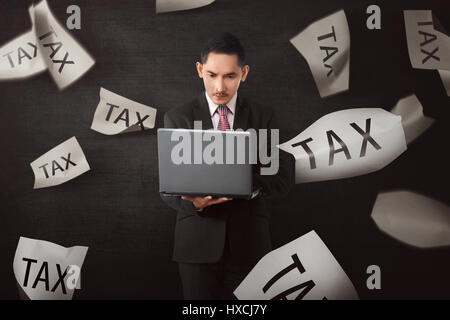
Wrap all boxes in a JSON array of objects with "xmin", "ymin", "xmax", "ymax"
[{"xmin": 206, "ymin": 71, "xmax": 237, "ymax": 76}]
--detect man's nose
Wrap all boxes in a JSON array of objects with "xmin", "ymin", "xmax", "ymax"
[{"xmin": 215, "ymin": 77, "xmax": 225, "ymax": 92}]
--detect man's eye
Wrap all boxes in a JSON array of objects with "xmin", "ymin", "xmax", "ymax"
[
  {"xmin": 227, "ymin": 75, "xmax": 235, "ymax": 79},
  {"xmin": 209, "ymin": 74, "xmax": 216, "ymax": 78}
]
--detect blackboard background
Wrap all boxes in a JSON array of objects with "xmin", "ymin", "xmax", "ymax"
[{"xmin": 0, "ymin": 0, "xmax": 449, "ymax": 299}]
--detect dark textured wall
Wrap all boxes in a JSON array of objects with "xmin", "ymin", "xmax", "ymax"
[{"xmin": 0, "ymin": 0, "xmax": 448, "ymax": 299}]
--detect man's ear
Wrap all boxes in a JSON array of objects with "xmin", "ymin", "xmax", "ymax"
[
  {"xmin": 196, "ymin": 62, "xmax": 203, "ymax": 78},
  {"xmin": 241, "ymin": 65, "xmax": 250, "ymax": 82}
]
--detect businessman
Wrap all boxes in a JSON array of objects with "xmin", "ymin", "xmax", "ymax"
[{"xmin": 161, "ymin": 32, "xmax": 294, "ymax": 299}]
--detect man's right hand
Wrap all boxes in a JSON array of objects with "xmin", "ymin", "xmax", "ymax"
[{"xmin": 181, "ymin": 195, "xmax": 232, "ymax": 211}]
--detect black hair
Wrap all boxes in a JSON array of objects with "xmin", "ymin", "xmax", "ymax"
[{"xmin": 200, "ymin": 32, "xmax": 246, "ymax": 67}]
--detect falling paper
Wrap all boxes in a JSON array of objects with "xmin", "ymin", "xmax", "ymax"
[
  {"xmin": 0, "ymin": 29, "xmax": 47, "ymax": 80},
  {"xmin": 32, "ymin": 0, "xmax": 95, "ymax": 89},
  {"xmin": 371, "ymin": 190, "xmax": 450, "ymax": 248},
  {"xmin": 438, "ymin": 70, "xmax": 450, "ymax": 96},
  {"xmin": 30, "ymin": 136, "xmax": 90, "ymax": 189},
  {"xmin": 91, "ymin": 87, "xmax": 157, "ymax": 135},
  {"xmin": 13, "ymin": 236, "xmax": 88, "ymax": 300},
  {"xmin": 1, "ymin": 2, "xmax": 94, "ymax": 88},
  {"xmin": 290, "ymin": 9, "xmax": 350, "ymax": 98},
  {"xmin": 404, "ymin": 10, "xmax": 450, "ymax": 96},
  {"xmin": 156, "ymin": 0, "xmax": 215, "ymax": 14},
  {"xmin": 278, "ymin": 108, "xmax": 406, "ymax": 184},
  {"xmin": 404, "ymin": 10, "xmax": 450, "ymax": 71},
  {"xmin": 234, "ymin": 230, "xmax": 358, "ymax": 300},
  {"xmin": 390, "ymin": 94, "xmax": 434, "ymax": 144}
]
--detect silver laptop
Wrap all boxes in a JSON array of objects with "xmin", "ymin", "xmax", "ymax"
[{"xmin": 158, "ymin": 128, "xmax": 253, "ymax": 199}]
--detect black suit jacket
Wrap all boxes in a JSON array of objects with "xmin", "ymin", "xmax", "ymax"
[{"xmin": 161, "ymin": 92, "xmax": 294, "ymax": 265}]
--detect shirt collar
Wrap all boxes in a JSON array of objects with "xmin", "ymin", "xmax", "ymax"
[{"xmin": 205, "ymin": 91, "xmax": 237, "ymax": 116}]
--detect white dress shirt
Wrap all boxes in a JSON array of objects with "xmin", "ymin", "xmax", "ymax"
[{"xmin": 205, "ymin": 91, "xmax": 237, "ymax": 130}]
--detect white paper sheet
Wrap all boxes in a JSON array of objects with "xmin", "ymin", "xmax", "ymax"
[
  {"xmin": 30, "ymin": 136, "xmax": 90, "ymax": 189},
  {"xmin": 13, "ymin": 236, "xmax": 88, "ymax": 300},
  {"xmin": 32, "ymin": 0, "xmax": 95, "ymax": 89},
  {"xmin": 91, "ymin": 87, "xmax": 157, "ymax": 135},
  {"xmin": 404, "ymin": 10, "xmax": 450, "ymax": 96},
  {"xmin": 390, "ymin": 94, "xmax": 434, "ymax": 144},
  {"xmin": 371, "ymin": 190, "xmax": 450, "ymax": 248},
  {"xmin": 234, "ymin": 230, "xmax": 358, "ymax": 300},
  {"xmin": 156, "ymin": 0, "xmax": 215, "ymax": 14},
  {"xmin": 290, "ymin": 10, "xmax": 350, "ymax": 98},
  {"xmin": 278, "ymin": 108, "xmax": 406, "ymax": 184},
  {"xmin": 404, "ymin": 10, "xmax": 450, "ymax": 71},
  {"xmin": 438, "ymin": 69, "xmax": 450, "ymax": 96},
  {"xmin": 0, "ymin": 28, "xmax": 47, "ymax": 80}
]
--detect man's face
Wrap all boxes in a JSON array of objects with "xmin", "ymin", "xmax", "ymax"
[{"xmin": 196, "ymin": 52, "xmax": 250, "ymax": 105}]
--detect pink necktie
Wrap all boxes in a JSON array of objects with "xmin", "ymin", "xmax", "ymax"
[{"xmin": 216, "ymin": 105, "xmax": 231, "ymax": 131}]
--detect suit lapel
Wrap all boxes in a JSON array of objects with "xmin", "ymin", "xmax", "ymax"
[
  {"xmin": 193, "ymin": 93, "xmax": 214, "ymax": 130},
  {"xmin": 233, "ymin": 94, "xmax": 250, "ymax": 131}
]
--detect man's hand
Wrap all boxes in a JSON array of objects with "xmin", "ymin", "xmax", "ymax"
[{"xmin": 181, "ymin": 195, "xmax": 232, "ymax": 211}]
